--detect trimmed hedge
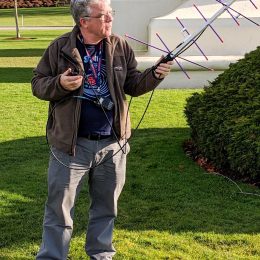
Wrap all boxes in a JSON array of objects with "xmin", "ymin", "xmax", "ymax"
[
  {"xmin": 184, "ymin": 46, "xmax": 260, "ymax": 182},
  {"xmin": 0, "ymin": 0, "xmax": 69, "ymax": 9}
]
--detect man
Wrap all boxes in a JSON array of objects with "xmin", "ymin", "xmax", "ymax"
[{"xmin": 32, "ymin": 0, "xmax": 173, "ymax": 259}]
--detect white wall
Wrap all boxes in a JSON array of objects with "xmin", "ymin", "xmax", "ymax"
[{"xmin": 111, "ymin": 0, "xmax": 185, "ymax": 51}]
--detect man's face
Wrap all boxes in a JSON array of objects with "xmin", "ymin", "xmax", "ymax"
[{"xmin": 81, "ymin": 1, "xmax": 113, "ymax": 41}]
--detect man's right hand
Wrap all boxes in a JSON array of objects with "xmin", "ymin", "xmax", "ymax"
[{"xmin": 60, "ymin": 68, "xmax": 83, "ymax": 91}]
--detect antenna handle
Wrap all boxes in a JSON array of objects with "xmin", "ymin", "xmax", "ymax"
[{"xmin": 154, "ymin": 52, "xmax": 175, "ymax": 69}]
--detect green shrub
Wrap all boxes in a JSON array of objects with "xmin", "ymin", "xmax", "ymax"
[{"xmin": 184, "ymin": 46, "xmax": 260, "ymax": 182}]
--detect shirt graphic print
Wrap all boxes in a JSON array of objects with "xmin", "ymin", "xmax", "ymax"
[{"xmin": 82, "ymin": 43, "xmax": 110, "ymax": 101}]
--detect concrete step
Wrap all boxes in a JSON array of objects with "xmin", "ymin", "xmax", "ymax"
[{"xmin": 135, "ymin": 53, "xmax": 243, "ymax": 88}]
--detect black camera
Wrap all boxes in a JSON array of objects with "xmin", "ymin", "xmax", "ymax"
[
  {"xmin": 69, "ymin": 70, "xmax": 79, "ymax": 76},
  {"xmin": 94, "ymin": 96, "xmax": 114, "ymax": 111}
]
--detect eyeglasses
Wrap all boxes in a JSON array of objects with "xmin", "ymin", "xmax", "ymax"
[{"xmin": 83, "ymin": 10, "xmax": 115, "ymax": 22}]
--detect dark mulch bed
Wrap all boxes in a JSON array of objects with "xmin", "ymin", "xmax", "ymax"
[{"xmin": 183, "ymin": 139, "xmax": 260, "ymax": 188}]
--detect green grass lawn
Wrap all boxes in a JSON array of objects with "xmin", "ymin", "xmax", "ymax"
[
  {"xmin": 0, "ymin": 30, "xmax": 260, "ymax": 259},
  {"xmin": 0, "ymin": 7, "xmax": 73, "ymax": 26}
]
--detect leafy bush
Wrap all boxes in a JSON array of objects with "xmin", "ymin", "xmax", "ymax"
[
  {"xmin": 184, "ymin": 46, "xmax": 260, "ymax": 182},
  {"xmin": 0, "ymin": 0, "xmax": 70, "ymax": 9}
]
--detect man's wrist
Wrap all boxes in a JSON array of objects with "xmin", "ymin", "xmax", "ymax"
[{"xmin": 152, "ymin": 69, "xmax": 164, "ymax": 80}]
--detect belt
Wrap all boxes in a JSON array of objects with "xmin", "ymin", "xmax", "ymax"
[{"xmin": 84, "ymin": 133, "xmax": 112, "ymax": 141}]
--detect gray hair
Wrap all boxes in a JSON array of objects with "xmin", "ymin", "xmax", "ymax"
[{"xmin": 70, "ymin": 0, "xmax": 111, "ymax": 26}]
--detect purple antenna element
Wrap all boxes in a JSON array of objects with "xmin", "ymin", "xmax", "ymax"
[
  {"xmin": 249, "ymin": 0, "xmax": 258, "ymax": 9},
  {"xmin": 226, "ymin": 9, "xmax": 240, "ymax": 25},
  {"xmin": 155, "ymin": 32, "xmax": 171, "ymax": 52},
  {"xmin": 125, "ymin": 34, "xmax": 214, "ymax": 72},
  {"xmin": 178, "ymin": 56, "xmax": 214, "ymax": 71},
  {"xmin": 216, "ymin": 0, "xmax": 260, "ymax": 26},
  {"xmin": 156, "ymin": 32, "xmax": 190, "ymax": 79},
  {"xmin": 176, "ymin": 16, "xmax": 208, "ymax": 60},
  {"xmin": 125, "ymin": 34, "xmax": 168, "ymax": 54},
  {"xmin": 156, "ymin": 30, "xmax": 214, "ymax": 71},
  {"xmin": 193, "ymin": 4, "xmax": 224, "ymax": 43},
  {"xmin": 215, "ymin": 1, "xmax": 240, "ymax": 25},
  {"xmin": 175, "ymin": 58, "xmax": 191, "ymax": 79}
]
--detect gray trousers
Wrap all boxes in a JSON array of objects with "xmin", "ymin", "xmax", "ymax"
[{"xmin": 36, "ymin": 137, "xmax": 129, "ymax": 260}]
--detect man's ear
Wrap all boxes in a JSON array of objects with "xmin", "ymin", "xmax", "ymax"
[{"xmin": 79, "ymin": 18, "xmax": 88, "ymax": 28}]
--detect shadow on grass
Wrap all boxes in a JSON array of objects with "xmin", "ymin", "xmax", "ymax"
[
  {"xmin": 0, "ymin": 49, "xmax": 45, "ymax": 57},
  {"xmin": 0, "ymin": 130, "xmax": 260, "ymax": 250},
  {"xmin": 0, "ymin": 68, "xmax": 33, "ymax": 83}
]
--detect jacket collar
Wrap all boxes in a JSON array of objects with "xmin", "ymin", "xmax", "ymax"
[
  {"xmin": 60, "ymin": 26, "xmax": 117, "ymax": 77},
  {"xmin": 61, "ymin": 26, "xmax": 114, "ymax": 54}
]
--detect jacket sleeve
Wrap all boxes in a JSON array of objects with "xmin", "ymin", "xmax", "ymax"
[
  {"xmin": 123, "ymin": 40, "xmax": 163, "ymax": 97},
  {"xmin": 31, "ymin": 44, "xmax": 71, "ymax": 102}
]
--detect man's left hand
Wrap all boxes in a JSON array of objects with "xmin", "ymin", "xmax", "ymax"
[{"xmin": 154, "ymin": 56, "xmax": 173, "ymax": 79}]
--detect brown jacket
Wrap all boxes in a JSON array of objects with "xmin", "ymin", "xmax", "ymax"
[{"xmin": 31, "ymin": 26, "xmax": 163, "ymax": 155}]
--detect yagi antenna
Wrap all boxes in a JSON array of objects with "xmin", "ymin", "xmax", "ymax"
[
  {"xmin": 125, "ymin": 34, "xmax": 214, "ymax": 78},
  {"xmin": 140, "ymin": 0, "xmax": 239, "ymax": 68},
  {"xmin": 125, "ymin": 0, "xmax": 259, "ymax": 78}
]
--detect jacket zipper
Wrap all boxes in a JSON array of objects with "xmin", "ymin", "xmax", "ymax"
[{"xmin": 60, "ymin": 51, "xmax": 84, "ymax": 156}]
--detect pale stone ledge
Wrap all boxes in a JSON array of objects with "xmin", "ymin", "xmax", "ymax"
[{"xmin": 135, "ymin": 55, "xmax": 243, "ymax": 88}]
